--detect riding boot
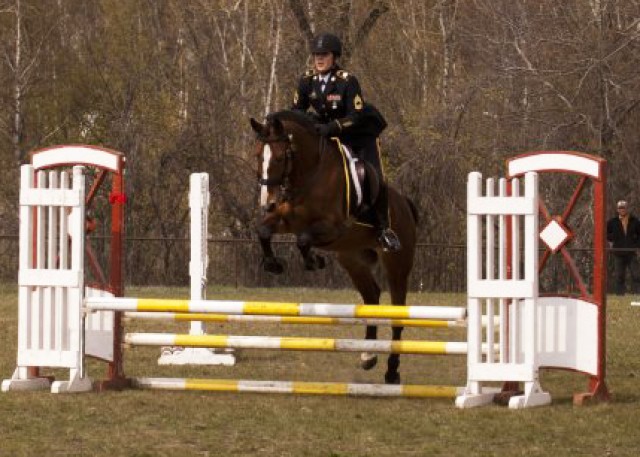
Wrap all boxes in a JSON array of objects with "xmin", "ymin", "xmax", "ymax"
[{"xmin": 374, "ymin": 184, "xmax": 402, "ymax": 252}]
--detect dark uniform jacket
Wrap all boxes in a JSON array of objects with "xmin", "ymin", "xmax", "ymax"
[
  {"xmin": 291, "ymin": 66, "xmax": 386, "ymax": 144},
  {"xmin": 607, "ymin": 214, "xmax": 640, "ymax": 255}
]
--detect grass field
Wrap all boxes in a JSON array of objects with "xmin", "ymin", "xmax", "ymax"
[{"xmin": 1, "ymin": 283, "xmax": 639, "ymax": 456}]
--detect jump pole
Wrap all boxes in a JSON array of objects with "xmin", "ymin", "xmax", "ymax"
[
  {"xmin": 87, "ymin": 297, "xmax": 466, "ymax": 320},
  {"xmin": 125, "ymin": 312, "xmax": 474, "ymax": 328},
  {"xmin": 124, "ymin": 332, "xmax": 500, "ymax": 355},
  {"xmin": 134, "ymin": 378, "xmax": 468, "ymax": 398},
  {"xmin": 156, "ymin": 173, "xmax": 235, "ymax": 366}
]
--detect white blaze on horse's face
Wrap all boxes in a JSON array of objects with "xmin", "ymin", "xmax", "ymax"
[{"xmin": 260, "ymin": 144, "xmax": 272, "ymax": 208}]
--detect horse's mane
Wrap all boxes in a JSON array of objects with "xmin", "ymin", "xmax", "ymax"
[{"xmin": 267, "ymin": 110, "xmax": 317, "ymax": 135}]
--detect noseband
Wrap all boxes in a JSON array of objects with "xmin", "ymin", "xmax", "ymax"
[{"xmin": 257, "ymin": 134, "xmax": 294, "ymax": 201}]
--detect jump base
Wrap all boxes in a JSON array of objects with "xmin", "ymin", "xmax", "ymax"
[{"xmin": 158, "ymin": 347, "xmax": 236, "ymax": 366}]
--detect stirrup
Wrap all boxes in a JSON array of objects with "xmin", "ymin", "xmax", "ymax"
[{"xmin": 378, "ymin": 228, "xmax": 402, "ymax": 252}]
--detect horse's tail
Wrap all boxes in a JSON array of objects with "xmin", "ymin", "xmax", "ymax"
[{"xmin": 405, "ymin": 196, "xmax": 419, "ymax": 225}]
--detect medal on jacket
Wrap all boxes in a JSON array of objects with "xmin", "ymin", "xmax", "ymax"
[{"xmin": 327, "ymin": 94, "xmax": 341, "ymax": 110}]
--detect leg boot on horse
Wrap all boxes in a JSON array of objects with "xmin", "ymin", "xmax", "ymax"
[
  {"xmin": 297, "ymin": 232, "xmax": 326, "ymax": 271},
  {"xmin": 258, "ymin": 225, "xmax": 285, "ymax": 275}
]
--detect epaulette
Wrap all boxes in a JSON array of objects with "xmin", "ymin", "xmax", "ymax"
[
  {"xmin": 336, "ymin": 70, "xmax": 350, "ymax": 80},
  {"xmin": 303, "ymin": 69, "xmax": 316, "ymax": 78}
]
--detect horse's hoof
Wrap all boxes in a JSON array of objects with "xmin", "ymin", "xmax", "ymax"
[
  {"xmin": 384, "ymin": 372, "xmax": 401, "ymax": 385},
  {"xmin": 360, "ymin": 353, "xmax": 378, "ymax": 370},
  {"xmin": 263, "ymin": 257, "xmax": 285, "ymax": 275}
]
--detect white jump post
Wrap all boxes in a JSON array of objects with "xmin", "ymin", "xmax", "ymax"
[
  {"xmin": 456, "ymin": 171, "xmax": 551, "ymax": 409},
  {"xmin": 2, "ymin": 165, "xmax": 92, "ymax": 393},
  {"xmin": 156, "ymin": 173, "xmax": 235, "ymax": 366}
]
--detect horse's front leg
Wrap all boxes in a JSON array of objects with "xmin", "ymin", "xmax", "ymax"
[
  {"xmin": 296, "ymin": 231, "xmax": 326, "ymax": 271},
  {"xmin": 257, "ymin": 223, "xmax": 285, "ymax": 275}
]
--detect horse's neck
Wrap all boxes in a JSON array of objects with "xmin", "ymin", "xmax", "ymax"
[{"xmin": 293, "ymin": 138, "xmax": 343, "ymax": 190}]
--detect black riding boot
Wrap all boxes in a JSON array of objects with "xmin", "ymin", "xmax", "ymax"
[{"xmin": 375, "ymin": 184, "xmax": 401, "ymax": 252}]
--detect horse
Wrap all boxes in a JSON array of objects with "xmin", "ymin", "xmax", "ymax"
[{"xmin": 249, "ymin": 110, "xmax": 419, "ymax": 384}]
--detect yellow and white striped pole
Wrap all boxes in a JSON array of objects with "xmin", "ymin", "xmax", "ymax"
[
  {"xmin": 124, "ymin": 333, "xmax": 481, "ymax": 355},
  {"xmin": 87, "ymin": 298, "xmax": 466, "ymax": 321},
  {"xmin": 125, "ymin": 312, "xmax": 465, "ymax": 328},
  {"xmin": 133, "ymin": 377, "xmax": 466, "ymax": 398}
]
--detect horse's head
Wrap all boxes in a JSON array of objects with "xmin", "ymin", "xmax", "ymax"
[{"xmin": 250, "ymin": 115, "xmax": 295, "ymax": 214}]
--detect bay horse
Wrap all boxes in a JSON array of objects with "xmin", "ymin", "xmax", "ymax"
[{"xmin": 250, "ymin": 110, "xmax": 418, "ymax": 384}]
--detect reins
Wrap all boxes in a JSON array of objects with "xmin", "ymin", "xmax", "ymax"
[{"xmin": 256, "ymin": 133, "xmax": 294, "ymax": 203}]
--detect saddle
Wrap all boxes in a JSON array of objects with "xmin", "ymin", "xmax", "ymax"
[{"xmin": 332, "ymin": 139, "xmax": 380, "ymax": 225}]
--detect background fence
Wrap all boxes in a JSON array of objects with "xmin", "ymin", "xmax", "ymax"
[{"xmin": 0, "ymin": 235, "xmax": 620, "ymax": 295}]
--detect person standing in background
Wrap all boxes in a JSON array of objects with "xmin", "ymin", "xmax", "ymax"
[{"xmin": 607, "ymin": 200, "xmax": 640, "ymax": 295}]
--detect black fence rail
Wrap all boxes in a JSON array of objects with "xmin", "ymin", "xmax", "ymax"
[
  {"xmin": 0, "ymin": 235, "xmax": 626, "ymax": 294},
  {"xmin": 106, "ymin": 237, "xmax": 469, "ymax": 292}
]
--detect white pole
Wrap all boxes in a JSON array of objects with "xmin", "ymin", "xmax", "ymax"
[{"xmin": 157, "ymin": 173, "xmax": 235, "ymax": 366}]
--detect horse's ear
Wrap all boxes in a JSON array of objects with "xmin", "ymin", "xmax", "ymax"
[
  {"xmin": 271, "ymin": 117, "xmax": 284, "ymax": 135},
  {"xmin": 250, "ymin": 117, "xmax": 266, "ymax": 135}
]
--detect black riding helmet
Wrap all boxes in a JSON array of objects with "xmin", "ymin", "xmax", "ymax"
[{"xmin": 310, "ymin": 33, "xmax": 342, "ymax": 57}]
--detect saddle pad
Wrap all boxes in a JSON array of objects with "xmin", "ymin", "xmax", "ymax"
[
  {"xmin": 332, "ymin": 138, "xmax": 374, "ymax": 226},
  {"xmin": 337, "ymin": 143, "xmax": 363, "ymax": 207}
]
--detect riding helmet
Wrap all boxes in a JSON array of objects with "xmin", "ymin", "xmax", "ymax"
[{"xmin": 310, "ymin": 33, "xmax": 342, "ymax": 57}]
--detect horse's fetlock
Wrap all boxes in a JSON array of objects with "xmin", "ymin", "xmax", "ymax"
[{"xmin": 384, "ymin": 371, "xmax": 401, "ymax": 385}]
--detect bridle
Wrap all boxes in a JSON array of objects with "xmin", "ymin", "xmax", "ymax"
[{"xmin": 257, "ymin": 133, "xmax": 294, "ymax": 202}]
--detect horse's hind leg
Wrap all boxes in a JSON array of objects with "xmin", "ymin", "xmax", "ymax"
[
  {"xmin": 382, "ymin": 254, "xmax": 412, "ymax": 385},
  {"xmin": 337, "ymin": 251, "xmax": 380, "ymax": 370},
  {"xmin": 385, "ymin": 326, "xmax": 404, "ymax": 384}
]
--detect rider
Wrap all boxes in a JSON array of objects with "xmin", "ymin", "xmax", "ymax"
[{"xmin": 291, "ymin": 32, "xmax": 402, "ymax": 252}]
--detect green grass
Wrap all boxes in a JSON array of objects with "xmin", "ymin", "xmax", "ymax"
[{"xmin": 1, "ymin": 284, "xmax": 640, "ymax": 456}]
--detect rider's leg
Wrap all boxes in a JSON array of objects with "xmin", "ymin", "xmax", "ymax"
[
  {"xmin": 373, "ymin": 183, "xmax": 401, "ymax": 252},
  {"xmin": 356, "ymin": 137, "xmax": 401, "ymax": 252}
]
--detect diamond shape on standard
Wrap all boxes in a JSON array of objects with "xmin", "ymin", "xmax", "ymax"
[{"xmin": 539, "ymin": 219, "xmax": 571, "ymax": 252}]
